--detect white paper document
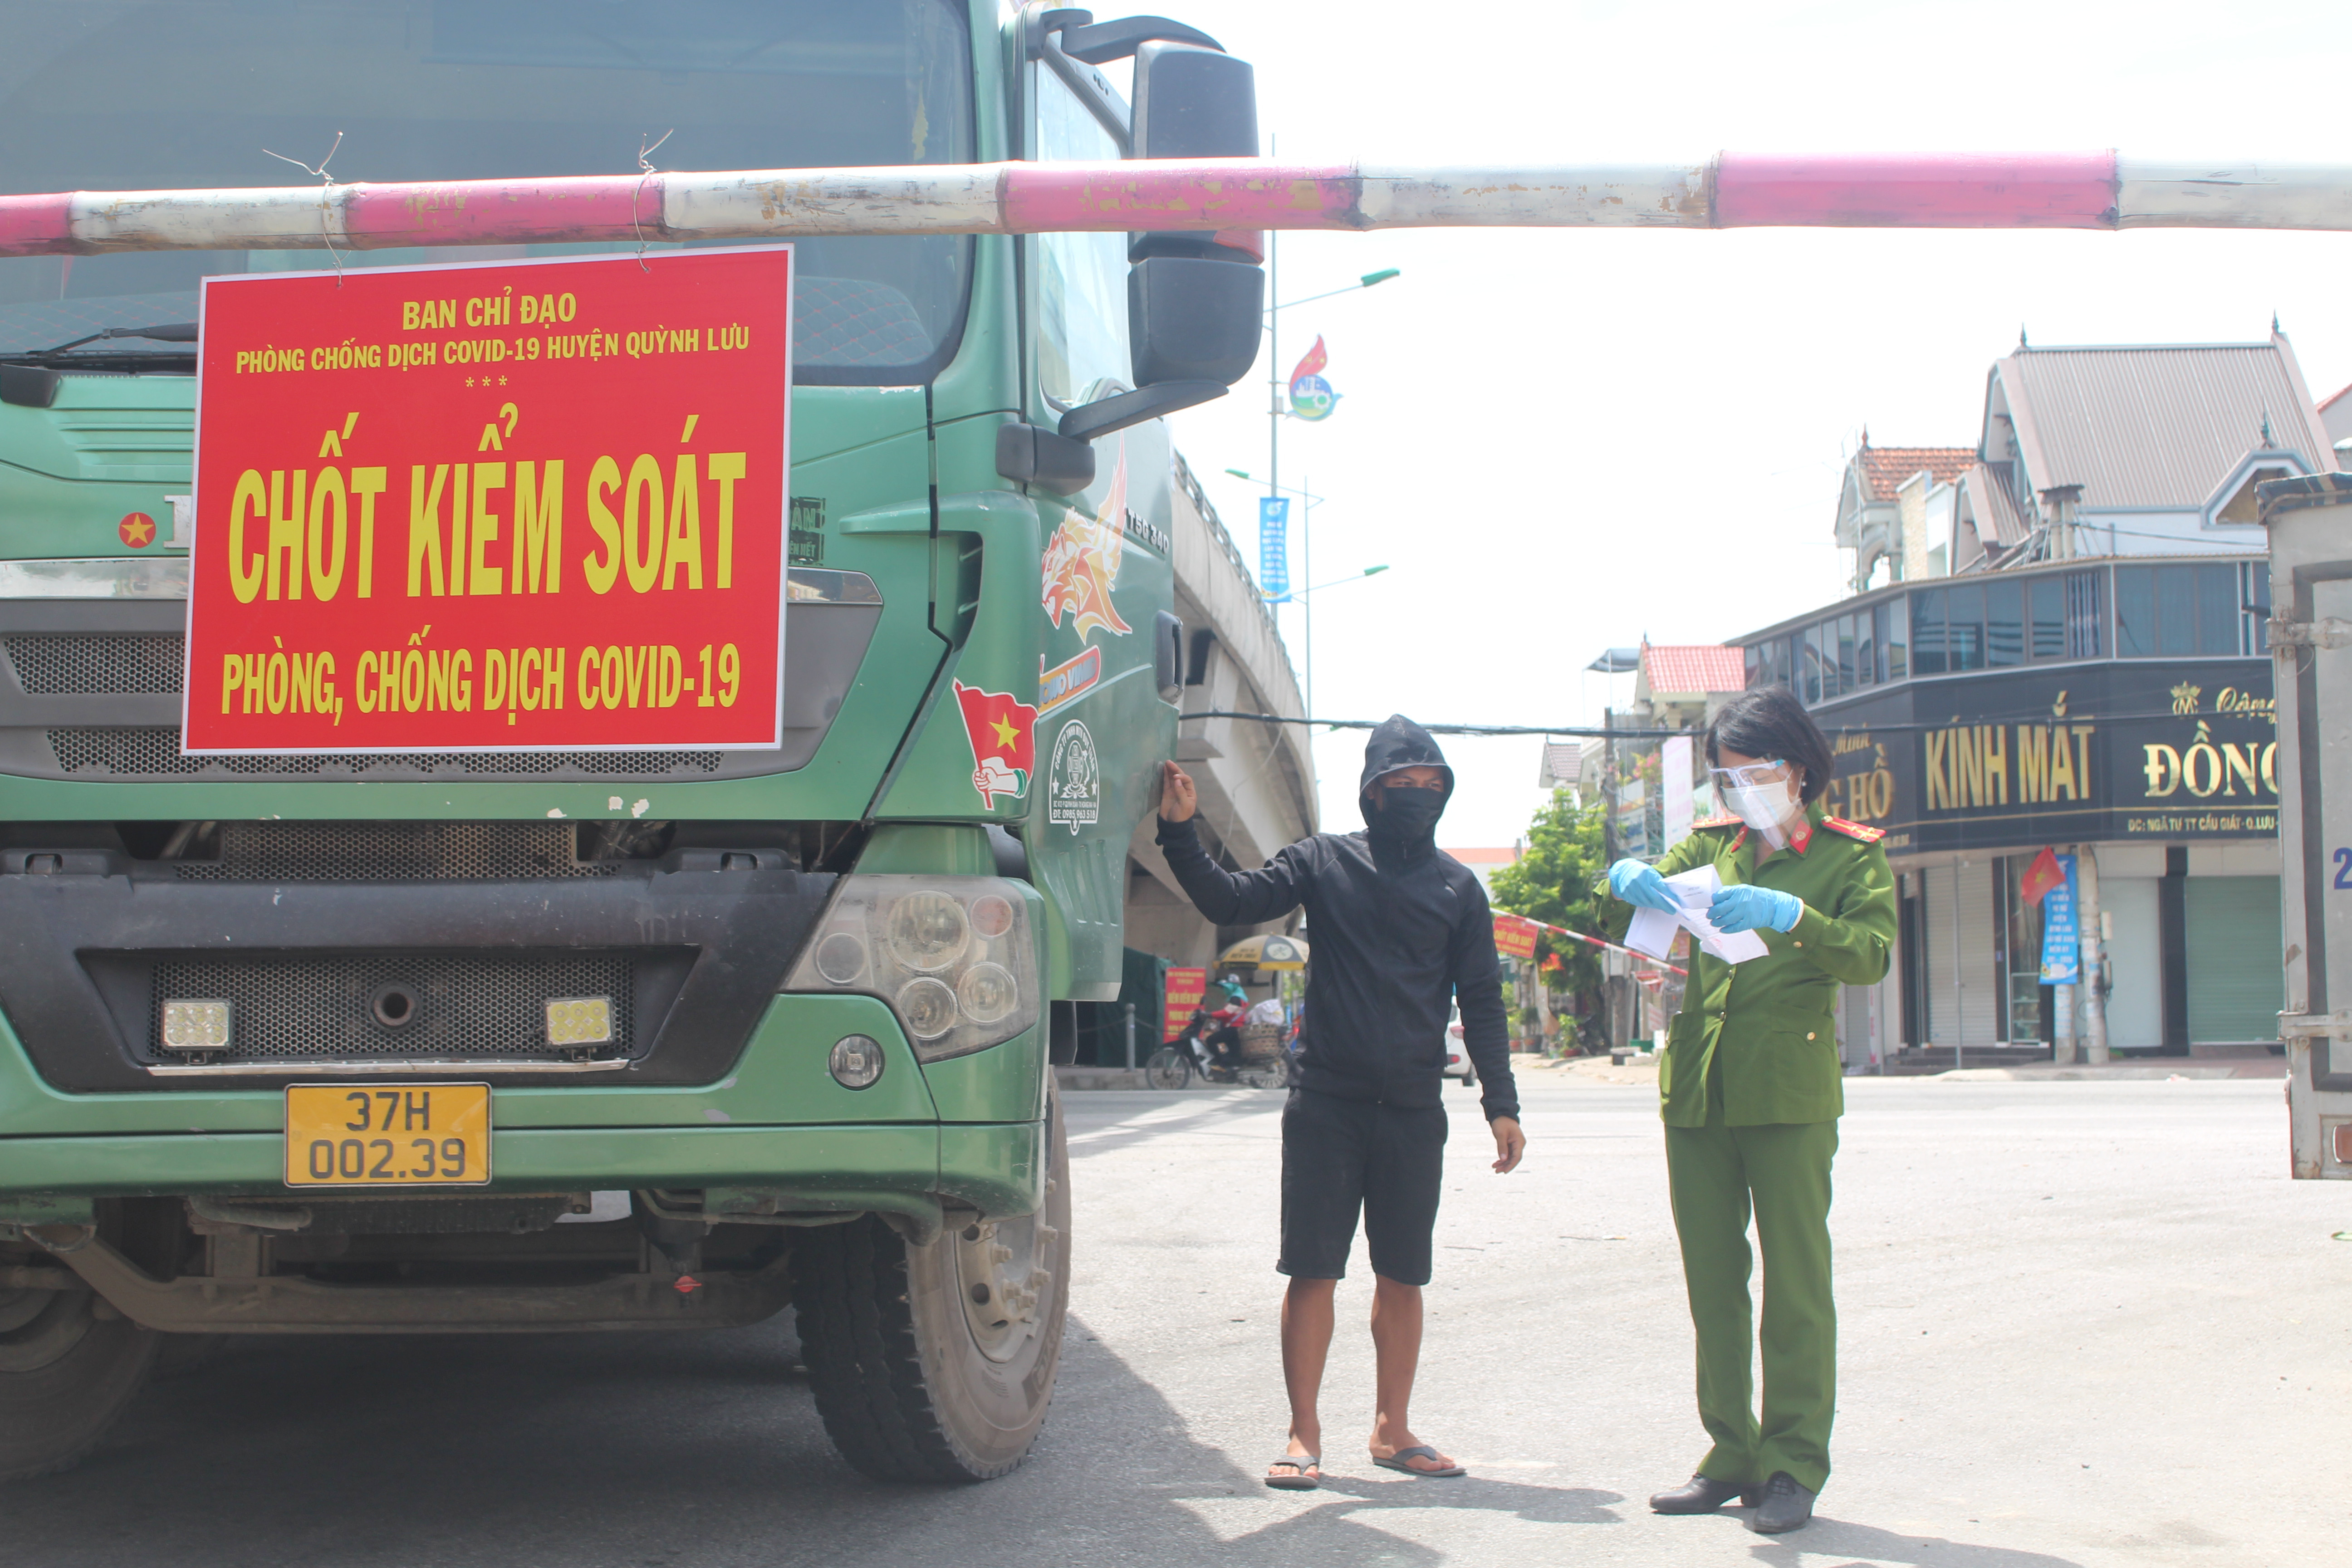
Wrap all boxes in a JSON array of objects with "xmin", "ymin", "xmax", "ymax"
[{"xmin": 1623, "ymin": 865, "xmax": 1770, "ymax": 965}]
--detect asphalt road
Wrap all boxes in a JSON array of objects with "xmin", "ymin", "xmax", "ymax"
[{"xmin": 4, "ymin": 1075, "xmax": 2345, "ymax": 1568}]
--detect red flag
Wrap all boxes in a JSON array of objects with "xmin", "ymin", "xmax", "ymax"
[
  {"xmin": 952, "ymin": 682, "xmax": 1037, "ymax": 809},
  {"xmin": 1289, "ymin": 335, "xmax": 1328, "ymax": 382},
  {"xmin": 2021, "ymin": 847, "xmax": 2064, "ymax": 905}
]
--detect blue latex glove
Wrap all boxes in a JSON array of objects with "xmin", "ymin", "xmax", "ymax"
[
  {"xmin": 1709, "ymin": 883, "xmax": 1803, "ymax": 934},
  {"xmin": 1608, "ymin": 858, "xmax": 1679, "ymax": 912}
]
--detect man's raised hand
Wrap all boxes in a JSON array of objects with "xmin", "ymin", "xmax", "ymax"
[{"xmin": 1159, "ymin": 760, "xmax": 1198, "ymax": 823}]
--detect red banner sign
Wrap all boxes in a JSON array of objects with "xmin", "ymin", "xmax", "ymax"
[
  {"xmin": 1493, "ymin": 914, "xmax": 1542, "ymax": 960},
  {"xmin": 183, "ymin": 247, "xmax": 792, "ymax": 752},
  {"xmin": 1162, "ymin": 967, "xmax": 1208, "ymax": 1042}
]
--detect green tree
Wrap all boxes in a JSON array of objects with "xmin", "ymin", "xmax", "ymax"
[{"xmin": 1488, "ymin": 789, "xmax": 1609, "ymax": 1000}]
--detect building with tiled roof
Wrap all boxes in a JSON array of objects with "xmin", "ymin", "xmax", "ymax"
[
  {"xmin": 1721, "ymin": 327, "xmax": 2321, "ymax": 1072},
  {"xmin": 1638, "ymin": 643, "xmax": 1748, "ymax": 702},
  {"xmin": 1537, "ymin": 741, "xmax": 1581, "ymax": 791},
  {"xmin": 1835, "ymin": 439, "xmax": 1977, "ymax": 593},
  {"xmin": 1621, "ymin": 640, "xmax": 1749, "ymax": 735},
  {"xmin": 1855, "ymin": 444, "xmax": 1975, "ymax": 501}
]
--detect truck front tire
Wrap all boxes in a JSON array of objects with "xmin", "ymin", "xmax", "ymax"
[
  {"xmin": 0, "ymin": 1287, "xmax": 161, "ymax": 1480},
  {"xmin": 793, "ymin": 1089, "xmax": 1070, "ymax": 1481}
]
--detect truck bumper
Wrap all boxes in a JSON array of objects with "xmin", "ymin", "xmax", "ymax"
[
  {"xmin": 0, "ymin": 994, "xmax": 1050, "ymax": 1220},
  {"xmin": 0, "ymin": 1119, "xmax": 1044, "ymax": 1229}
]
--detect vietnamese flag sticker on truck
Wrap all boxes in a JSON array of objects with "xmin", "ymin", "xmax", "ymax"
[
  {"xmin": 181, "ymin": 247, "xmax": 793, "ymax": 753},
  {"xmin": 954, "ymin": 682, "xmax": 1038, "ymax": 809}
]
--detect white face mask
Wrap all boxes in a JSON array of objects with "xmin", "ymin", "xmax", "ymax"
[{"xmin": 1715, "ymin": 762, "xmax": 1803, "ymax": 849}]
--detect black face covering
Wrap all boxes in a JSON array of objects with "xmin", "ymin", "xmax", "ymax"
[{"xmin": 1369, "ymin": 787, "xmax": 1446, "ymax": 839}]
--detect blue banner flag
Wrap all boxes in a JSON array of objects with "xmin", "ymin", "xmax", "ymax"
[
  {"xmin": 2038, "ymin": 853, "xmax": 2080, "ymax": 984},
  {"xmin": 1258, "ymin": 496, "xmax": 1290, "ymax": 600}
]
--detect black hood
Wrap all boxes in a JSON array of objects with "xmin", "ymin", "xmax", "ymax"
[{"xmin": 1357, "ymin": 714, "xmax": 1453, "ymax": 829}]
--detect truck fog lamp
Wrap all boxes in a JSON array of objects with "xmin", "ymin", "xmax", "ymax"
[
  {"xmin": 161, "ymin": 999, "xmax": 232, "ymax": 1052},
  {"xmin": 828, "ymin": 1034, "xmax": 885, "ymax": 1089},
  {"xmin": 956, "ymin": 962, "xmax": 1019, "ymax": 1026},
  {"xmin": 884, "ymin": 890, "xmax": 970, "ymax": 972},
  {"xmin": 813, "ymin": 931, "xmax": 867, "ymax": 985},
  {"xmin": 968, "ymin": 893, "xmax": 1015, "ymax": 940},
  {"xmin": 896, "ymin": 977, "xmax": 958, "ymax": 1040},
  {"xmin": 545, "ymin": 995, "xmax": 615, "ymax": 1047}
]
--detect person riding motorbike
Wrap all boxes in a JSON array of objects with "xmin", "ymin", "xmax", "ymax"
[{"xmin": 1190, "ymin": 982, "xmax": 1250, "ymax": 1079}]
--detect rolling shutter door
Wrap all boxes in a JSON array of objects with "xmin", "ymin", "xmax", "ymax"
[
  {"xmin": 2100, "ymin": 877, "xmax": 2163, "ymax": 1051},
  {"xmin": 1922, "ymin": 865, "xmax": 1953, "ymax": 1045},
  {"xmin": 2185, "ymin": 877, "xmax": 2283, "ymax": 1044},
  {"xmin": 1920, "ymin": 862, "xmax": 1999, "ymax": 1048},
  {"xmin": 1957, "ymin": 862, "xmax": 1998, "ymax": 1046}
]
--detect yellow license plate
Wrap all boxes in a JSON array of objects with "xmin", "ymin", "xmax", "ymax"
[{"xmin": 284, "ymin": 1083, "xmax": 491, "ymax": 1188}]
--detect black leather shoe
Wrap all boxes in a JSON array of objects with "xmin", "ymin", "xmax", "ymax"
[
  {"xmin": 1649, "ymin": 1473, "xmax": 1759, "ymax": 1513},
  {"xmin": 1748, "ymin": 1472, "xmax": 1816, "ymax": 1533}
]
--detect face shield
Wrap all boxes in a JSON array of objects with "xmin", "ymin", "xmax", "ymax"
[{"xmin": 1709, "ymin": 758, "xmax": 1805, "ymax": 849}]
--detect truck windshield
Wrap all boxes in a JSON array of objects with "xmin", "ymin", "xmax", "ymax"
[{"xmin": 0, "ymin": 0, "xmax": 974, "ymax": 383}]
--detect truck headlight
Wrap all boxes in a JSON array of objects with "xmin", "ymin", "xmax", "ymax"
[{"xmin": 784, "ymin": 876, "xmax": 1040, "ymax": 1062}]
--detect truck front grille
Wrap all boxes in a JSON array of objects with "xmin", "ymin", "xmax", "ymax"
[
  {"xmin": 6, "ymin": 632, "xmax": 182, "ymax": 694},
  {"xmin": 151, "ymin": 951, "xmax": 636, "ymax": 1063},
  {"xmin": 47, "ymin": 727, "xmax": 724, "ymax": 780},
  {"xmin": 176, "ymin": 821, "xmax": 616, "ymax": 882}
]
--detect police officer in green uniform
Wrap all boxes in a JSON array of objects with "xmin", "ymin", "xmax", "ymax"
[{"xmin": 1598, "ymin": 686, "xmax": 1895, "ymax": 1534}]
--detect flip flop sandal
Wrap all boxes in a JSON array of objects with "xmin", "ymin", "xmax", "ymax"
[
  {"xmin": 1373, "ymin": 1446, "xmax": 1466, "ymax": 1478},
  {"xmin": 1264, "ymin": 1454, "xmax": 1321, "ymax": 1490}
]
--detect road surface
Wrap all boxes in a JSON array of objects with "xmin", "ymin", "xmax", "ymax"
[{"xmin": 3, "ymin": 1075, "xmax": 2341, "ymax": 1567}]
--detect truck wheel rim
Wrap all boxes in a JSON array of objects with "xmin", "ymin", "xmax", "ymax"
[{"xmin": 954, "ymin": 1213, "xmax": 1056, "ymax": 1364}]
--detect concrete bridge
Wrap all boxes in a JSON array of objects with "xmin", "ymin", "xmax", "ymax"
[{"xmin": 1121, "ymin": 452, "xmax": 1318, "ymax": 974}]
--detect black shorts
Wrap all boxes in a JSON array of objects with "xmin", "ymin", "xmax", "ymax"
[{"xmin": 1278, "ymin": 1088, "xmax": 1448, "ymax": 1286}]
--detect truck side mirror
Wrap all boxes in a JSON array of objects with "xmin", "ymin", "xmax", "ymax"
[{"xmin": 1129, "ymin": 39, "xmax": 1262, "ymax": 370}]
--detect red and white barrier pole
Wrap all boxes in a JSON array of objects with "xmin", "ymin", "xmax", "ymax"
[{"xmin": 0, "ymin": 154, "xmax": 2346, "ymax": 256}]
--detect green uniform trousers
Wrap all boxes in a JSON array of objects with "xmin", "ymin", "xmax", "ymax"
[{"xmin": 1663, "ymin": 1088, "xmax": 1838, "ymax": 1495}]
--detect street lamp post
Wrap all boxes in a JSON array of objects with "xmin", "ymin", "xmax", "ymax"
[{"xmin": 1252, "ymin": 227, "xmax": 1398, "ymax": 724}]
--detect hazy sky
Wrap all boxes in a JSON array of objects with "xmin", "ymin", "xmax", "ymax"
[{"xmin": 1132, "ymin": 0, "xmax": 2352, "ymax": 846}]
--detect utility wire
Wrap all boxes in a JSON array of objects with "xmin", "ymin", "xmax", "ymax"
[
  {"xmin": 1198, "ymin": 706, "xmax": 2271, "ymax": 740},
  {"xmin": 1197, "ymin": 711, "xmax": 1681, "ymax": 739}
]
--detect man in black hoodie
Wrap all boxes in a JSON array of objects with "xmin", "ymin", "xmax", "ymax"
[{"xmin": 1156, "ymin": 715, "xmax": 1523, "ymax": 1490}]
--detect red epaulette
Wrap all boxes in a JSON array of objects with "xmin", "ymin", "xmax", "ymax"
[
  {"xmin": 1693, "ymin": 813, "xmax": 1743, "ymax": 830},
  {"xmin": 1822, "ymin": 817, "xmax": 1885, "ymax": 843}
]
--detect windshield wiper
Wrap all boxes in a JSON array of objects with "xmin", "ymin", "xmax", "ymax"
[
  {"xmin": 17, "ymin": 323, "xmax": 198, "ymax": 358},
  {"xmin": 0, "ymin": 324, "xmax": 200, "ymax": 404}
]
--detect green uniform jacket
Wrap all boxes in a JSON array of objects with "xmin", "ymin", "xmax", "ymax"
[{"xmin": 1597, "ymin": 801, "xmax": 1896, "ymax": 1127}]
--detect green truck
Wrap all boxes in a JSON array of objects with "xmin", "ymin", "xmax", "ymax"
[{"xmin": 0, "ymin": 1, "xmax": 1262, "ymax": 1480}]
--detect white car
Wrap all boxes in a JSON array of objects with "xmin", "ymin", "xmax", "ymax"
[{"xmin": 1444, "ymin": 1005, "xmax": 1477, "ymax": 1085}]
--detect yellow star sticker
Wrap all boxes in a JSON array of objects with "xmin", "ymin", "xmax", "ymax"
[{"xmin": 990, "ymin": 714, "xmax": 1020, "ymax": 750}]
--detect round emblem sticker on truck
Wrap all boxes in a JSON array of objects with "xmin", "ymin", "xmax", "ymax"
[{"xmin": 1047, "ymin": 720, "xmax": 1099, "ymax": 836}]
